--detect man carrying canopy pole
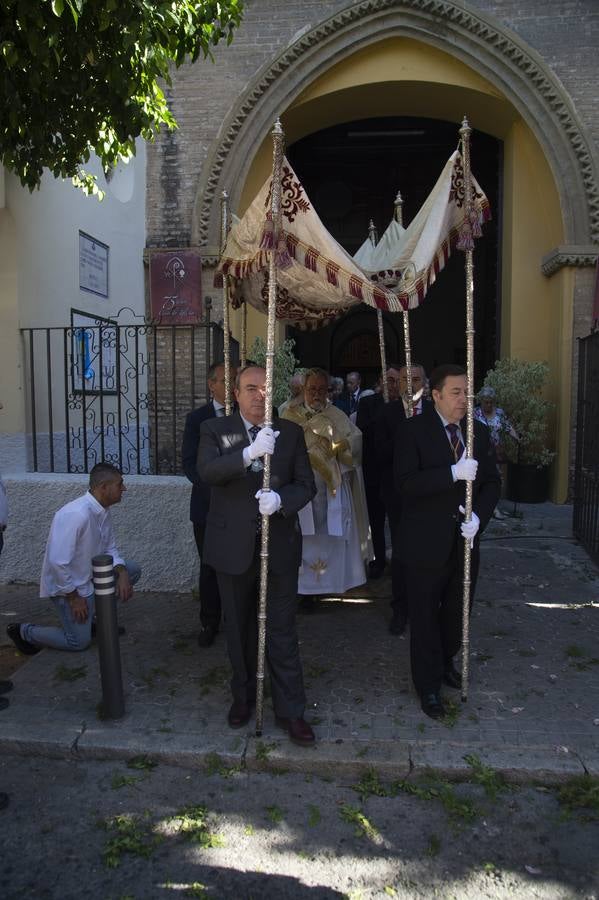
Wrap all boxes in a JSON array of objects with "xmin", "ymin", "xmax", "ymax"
[
  {"xmin": 393, "ymin": 117, "xmax": 499, "ymax": 718},
  {"xmin": 394, "ymin": 364, "xmax": 500, "ymax": 719},
  {"xmin": 199, "ymin": 121, "xmax": 316, "ymax": 746}
]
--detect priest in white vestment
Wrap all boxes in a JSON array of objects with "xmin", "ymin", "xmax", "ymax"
[{"xmin": 281, "ymin": 367, "xmax": 372, "ymax": 596}]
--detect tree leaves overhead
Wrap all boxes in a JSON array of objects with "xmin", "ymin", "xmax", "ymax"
[{"xmin": 0, "ymin": 0, "xmax": 243, "ymax": 196}]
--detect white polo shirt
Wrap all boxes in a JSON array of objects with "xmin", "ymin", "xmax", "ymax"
[{"xmin": 40, "ymin": 491, "xmax": 124, "ymax": 598}]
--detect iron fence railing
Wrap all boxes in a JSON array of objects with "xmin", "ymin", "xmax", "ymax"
[
  {"xmin": 21, "ymin": 301, "xmax": 238, "ymax": 476},
  {"xmin": 573, "ymin": 330, "xmax": 599, "ymax": 565}
]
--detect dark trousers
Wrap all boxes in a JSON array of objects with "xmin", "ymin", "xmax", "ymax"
[
  {"xmin": 193, "ymin": 523, "xmax": 222, "ymax": 631},
  {"xmin": 216, "ymin": 549, "xmax": 306, "ymax": 718},
  {"xmin": 388, "ymin": 501, "xmax": 408, "ymax": 617},
  {"xmin": 405, "ymin": 539, "xmax": 480, "ymax": 696},
  {"xmin": 364, "ymin": 479, "xmax": 386, "ymax": 569}
]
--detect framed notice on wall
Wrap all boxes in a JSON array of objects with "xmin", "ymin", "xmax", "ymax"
[
  {"xmin": 79, "ymin": 231, "xmax": 109, "ymax": 298},
  {"xmin": 149, "ymin": 248, "xmax": 202, "ymax": 323}
]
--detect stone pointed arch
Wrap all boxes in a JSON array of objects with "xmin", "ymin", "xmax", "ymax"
[{"xmin": 192, "ymin": 0, "xmax": 599, "ymax": 254}]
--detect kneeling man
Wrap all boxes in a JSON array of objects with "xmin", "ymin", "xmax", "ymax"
[{"xmin": 7, "ymin": 463, "xmax": 140, "ymax": 655}]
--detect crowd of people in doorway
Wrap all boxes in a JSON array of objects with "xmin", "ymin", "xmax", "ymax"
[{"xmin": 4, "ymin": 358, "xmax": 504, "ymax": 746}]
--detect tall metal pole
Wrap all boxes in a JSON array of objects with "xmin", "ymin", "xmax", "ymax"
[
  {"xmin": 369, "ymin": 219, "xmax": 390, "ymax": 404},
  {"xmin": 459, "ymin": 116, "xmax": 475, "ymax": 702},
  {"xmin": 240, "ymin": 301, "xmax": 247, "ymax": 368},
  {"xmin": 220, "ymin": 190, "xmax": 232, "ymax": 415},
  {"xmin": 255, "ymin": 119, "xmax": 285, "ymax": 736},
  {"xmin": 402, "ymin": 310, "xmax": 414, "ymax": 416},
  {"xmin": 394, "ymin": 189, "xmax": 413, "ymax": 414}
]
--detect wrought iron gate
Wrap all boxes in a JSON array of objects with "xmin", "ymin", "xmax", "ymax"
[
  {"xmin": 573, "ymin": 330, "xmax": 599, "ymax": 565},
  {"xmin": 21, "ymin": 304, "xmax": 236, "ymax": 476}
]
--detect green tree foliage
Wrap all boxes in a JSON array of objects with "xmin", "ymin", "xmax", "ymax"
[{"xmin": 0, "ymin": 0, "xmax": 243, "ymax": 196}]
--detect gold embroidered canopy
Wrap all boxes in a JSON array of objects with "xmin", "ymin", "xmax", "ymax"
[
  {"xmin": 217, "ymin": 152, "xmax": 489, "ymax": 329},
  {"xmin": 216, "ymin": 158, "xmax": 404, "ymax": 331}
]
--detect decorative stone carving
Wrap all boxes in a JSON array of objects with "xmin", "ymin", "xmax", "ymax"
[{"xmin": 541, "ymin": 246, "xmax": 599, "ymax": 278}]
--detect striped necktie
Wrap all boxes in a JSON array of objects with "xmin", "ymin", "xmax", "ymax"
[{"xmin": 446, "ymin": 423, "xmax": 465, "ymax": 461}]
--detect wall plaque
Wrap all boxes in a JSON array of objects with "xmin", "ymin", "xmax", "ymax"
[
  {"xmin": 149, "ymin": 249, "xmax": 202, "ymax": 323},
  {"xmin": 79, "ymin": 231, "xmax": 109, "ymax": 298}
]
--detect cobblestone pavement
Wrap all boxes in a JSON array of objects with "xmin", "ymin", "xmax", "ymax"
[{"xmin": 0, "ymin": 502, "xmax": 598, "ymax": 780}]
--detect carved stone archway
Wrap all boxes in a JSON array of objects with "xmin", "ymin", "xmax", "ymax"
[{"xmin": 192, "ymin": 0, "xmax": 599, "ymax": 260}]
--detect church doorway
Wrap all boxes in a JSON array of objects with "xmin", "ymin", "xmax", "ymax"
[{"xmin": 286, "ymin": 115, "xmax": 501, "ymax": 388}]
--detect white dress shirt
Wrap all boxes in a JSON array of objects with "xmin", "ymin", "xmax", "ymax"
[
  {"xmin": 40, "ymin": 491, "xmax": 124, "ymax": 598},
  {"xmin": 212, "ymin": 399, "xmax": 226, "ymax": 417}
]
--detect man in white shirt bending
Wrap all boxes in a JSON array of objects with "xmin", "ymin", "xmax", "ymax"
[{"xmin": 6, "ymin": 463, "xmax": 140, "ymax": 654}]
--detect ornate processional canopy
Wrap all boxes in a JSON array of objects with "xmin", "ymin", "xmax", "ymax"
[
  {"xmin": 356, "ymin": 150, "xmax": 491, "ymax": 308},
  {"xmin": 216, "ymin": 158, "xmax": 405, "ymax": 331}
]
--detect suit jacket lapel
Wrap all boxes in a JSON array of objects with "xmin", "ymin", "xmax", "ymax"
[{"xmin": 433, "ymin": 411, "xmax": 456, "ymax": 465}]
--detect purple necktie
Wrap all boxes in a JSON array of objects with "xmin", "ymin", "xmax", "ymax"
[{"xmin": 446, "ymin": 423, "xmax": 465, "ymax": 461}]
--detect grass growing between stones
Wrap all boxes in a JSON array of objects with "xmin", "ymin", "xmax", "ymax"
[
  {"xmin": 463, "ymin": 754, "xmax": 509, "ymax": 800},
  {"xmin": 102, "ymin": 813, "xmax": 162, "ymax": 868},
  {"xmin": 255, "ymin": 741, "xmax": 278, "ymax": 762},
  {"xmin": 110, "ymin": 772, "xmax": 143, "ymax": 790},
  {"xmin": 555, "ymin": 775, "xmax": 599, "ymax": 821},
  {"xmin": 127, "ymin": 754, "xmax": 158, "ymax": 771},
  {"xmin": 204, "ymin": 752, "xmax": 243, "ymax": 778},
  {"xmin": 165, "ymin": 804, "xmax": 226, "ymax": 848},
  {"xmin": 339, "ymin": 803, "xmax": 380, "ymax": 841},
  {"xmin": 53, "ymin": 663, "xmax": 87, "ymax": 682},
  {"xmin": 351, "ymin": 767, "xmax": 478, "ymax": 825}
]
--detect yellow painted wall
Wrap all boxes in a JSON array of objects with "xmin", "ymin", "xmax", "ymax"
[{"xmin": 232, "ymin": 36, "xmax": 570, "ymax": 499}]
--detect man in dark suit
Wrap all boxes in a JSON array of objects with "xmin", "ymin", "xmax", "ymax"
[
  {"xmin": 335, "ymin": 370, "xmax": 362, "ymax": 417},
  {"xmin": 376, "ymin": 364, "xmax": 430, "ymax": 634},
  {"xmin": 356, "ymin": 380, "xmax": 386, "ymax": 579},
  {"xmin": 181, "ymin": 361, "xmax": 236, "ymax": 647},
  {"xmin": 198, "ymin": 364, "xmax": 317, "ymax": 745},
  {"xmin": 394, "ymin": 364, "xmax": 500, "ymax": 719}
]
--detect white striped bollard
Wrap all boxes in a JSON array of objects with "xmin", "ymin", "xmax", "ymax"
[{"xmin": 92, "ymin": 554, "xmax": 125, "ymax": 719}]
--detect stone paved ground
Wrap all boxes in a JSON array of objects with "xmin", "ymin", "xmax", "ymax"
[{"xmin": 0, "ymin": 502, "xmax": 598, "ymax": 780}]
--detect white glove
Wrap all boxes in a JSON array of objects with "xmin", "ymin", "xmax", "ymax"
[
  {"xmin": 255, "ymin": 489, "xmax": 281, "ymax": 516},
  {"xmin": 451, "ymin": 457, "xmax": 478, "ymax": 482},
  {"xmin": 248, "ymin": 427, "xmax": 279, "ymax": 461},
  {"xmin": 459, "ymin": 506, "xmax": 480, "ymax": 546}
]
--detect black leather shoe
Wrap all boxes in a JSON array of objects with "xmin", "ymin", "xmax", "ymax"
[
  {"xmin": 389, "ymin": 611, "xmax": 408, "ymax": 636},
  {"xmin": 443, "ymin": 664, "xmax": 462, "ymax": 690},
  {"xmin": 0, "ymin": 680, "xmax": 13, "ymax": 695},
  {"xmin": 197, "ymin": 625, "xmax": 217, "ymax": 648},
  {"xmin": 368, "ymin": 561, "xmax": 385, "ymax": 580},
  {"xmin": 420, "ymin": 692, "xmax": 445, "ymax": 720},
  {"xmin": 6, "ymin": 624, "xmax": 40, "ymax": 656},
  {"xmin": 91, "ymin": 622, "xmax": 126, "ymax": 638},
  {"xmin": 227, "ymin": 701, "xmax": 252, "ymax": 729},
  {"xmin": 275, "ymin": 715, "xmax": 316, "ymax": 747}
]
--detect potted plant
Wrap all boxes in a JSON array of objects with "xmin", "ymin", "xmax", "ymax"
[{"xmin": 480, "ymin": 358, "xmax": 555, "ymax": 503}]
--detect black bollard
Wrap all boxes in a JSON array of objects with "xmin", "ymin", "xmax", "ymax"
[{"xmin": 92, "ymin": 554, "xmax": 125, "ymax": 719}]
